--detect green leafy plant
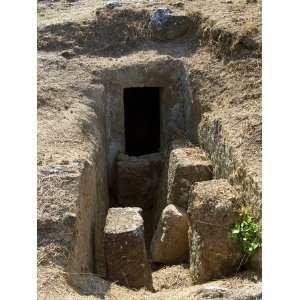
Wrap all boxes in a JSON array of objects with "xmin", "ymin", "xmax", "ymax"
[{"xmin": 231, "ymin": 208, "xmax": 261, "ymax": 255}]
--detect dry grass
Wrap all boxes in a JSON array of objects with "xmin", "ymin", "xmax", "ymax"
[
  {"xmin": 38, "ymin": 266, "xmax": 261, "ymax": 300},
  {"xmin": 152, "ymin": 264, "xmax": 192, "ymax": 291},
  {"xmin": 242, "ymin": 20, "xmax": 259, "ymax": 34}
]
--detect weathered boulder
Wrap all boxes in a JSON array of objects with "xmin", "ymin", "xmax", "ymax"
[
  {"xmin": 167, "ymin": 146, "xmax": 213, "ymax": 209},
  {"xmin": 194, "ymin": 283, "xmax": 262, "ymax": 300},
  {"xmin": 116, "ymin": 153, "xmax": 163, "ymax": 210},
  {"xmin": 149, "ymin": 8, "xmax": 192, "ymax": 41},
  {"xmin": 105, "ymin": 1, "xmax": 123, "ymax": 9},
  {"xmin": 151, "ymin": 204, "xmax": 189, "ymax": 264},
  {"xmin": 60, "ymin": 49, "xmax": 76, "ymax": 59},
  {"xmin": 188, "ymin": 179, "xmax": 242, "ymax": 284},
  {"xmin": 104, "ymin": 207, "xmax": 153, "ymax": 290}
]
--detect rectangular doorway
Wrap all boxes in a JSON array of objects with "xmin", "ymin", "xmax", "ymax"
[{"xmin": 123, "ymin": 87, "xmax": 160, "ymax": 156}]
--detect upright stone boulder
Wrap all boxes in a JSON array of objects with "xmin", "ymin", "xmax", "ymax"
[
  {"xmin": 104, "ymin": 207, "xmax": 153, "ymax": 290},
  {"xmin": 167, "ymin": 146, "xmax": 213, "ymax": 209},
  {"xmin": 188, "ymin": 179, "xmax": 242, "ymax": 284},
  {"xmin": 151, "ymin": 204, "xmax": 189, "ymax": 264}
]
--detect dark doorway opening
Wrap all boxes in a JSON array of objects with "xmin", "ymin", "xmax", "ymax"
[{"xmin": 124, "ymin": 87, "xmax": 160, "ymax": 156}]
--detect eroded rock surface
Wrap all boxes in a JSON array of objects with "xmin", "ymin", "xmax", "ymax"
[
  {"xmin": 194, "ymin": 283, "xmax": 262, "ymax": 300},
  {"xmin": 167, "ymin": 146, "xmax": 213, "ymax": 208},
  {"xmin": 104, "ymin": 207, "xmax": 153, "ymax": 290},
  {"xmin": 188, "ymin": 179, "xmax": 242, "ymax": 284},
  {"xmin": 149, "ymin": 8, "xmax": 192, "ymax": 41},
  {"xmin": 105, "ymin": 1, "xmax": 123, "ymax": 10},
  {"xmin": 151, "ymin": 204, "xmax": 189, "ymax": 264}
]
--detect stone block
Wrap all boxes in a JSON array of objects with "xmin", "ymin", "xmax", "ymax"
[
  {"xmin": 104, "ymin": 207, "xmax": 153, "ymax": 290},
  {"xmin": 188, "ymin": 179, "xmax": 242, "ymax": 283},
  {"xmin": 167, "ymin": 146, "xmax": 213, "ymax": 208},
  {"xmin": 151, "ymin": 204, "xmax": 189, "ymax": 264},
  {"xmin": 116, "ymin": 153, "xmax": 163, "ymax": 210}
]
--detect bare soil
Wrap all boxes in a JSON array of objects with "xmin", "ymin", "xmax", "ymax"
[{"xmin": 38, "ymin": 265, "xmax": 261, "ymax": 300}]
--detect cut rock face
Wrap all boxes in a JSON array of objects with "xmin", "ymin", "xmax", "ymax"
[
  {"xmin": 188, "ymin": 179, "xmax": 242, "ymax": 284},
  {"xmin": 151, "ymin": 204, "xmax": 189, "ymax": 264},
  {"xmin": 104, "ymin": 207, "xmax": 153, "ymax": 290},
  {"xmin": 167, "ymin": 146, "xmax": 213, "ymax": 209}
]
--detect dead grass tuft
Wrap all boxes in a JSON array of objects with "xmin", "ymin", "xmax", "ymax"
[{"xmin": 152, "ymin": 264, "xmax": 192, "ymax": 291}]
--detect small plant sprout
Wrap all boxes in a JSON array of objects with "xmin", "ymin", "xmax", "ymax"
[{"xmin": 231, "ymin": 207, "xmax": 261, "ymax": 256}]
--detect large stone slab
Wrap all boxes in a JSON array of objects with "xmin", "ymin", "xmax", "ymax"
[
  {"xmin": 116, "ymin": 153, "xmax": 163, "ymax": 210},
  {"xmin": 151, "ymin": 204, "xmax": 189, "ymax": 264},
  {"xmin": 104, "ymin": 207, "xmax": 153, "ymax": 290},
  {"xmin": 167, "ymin": 146, "xmax": 213, "ymax": 209},
  {"xmin": 188, "ymin": 179, "xmax": 242, "ymax": 284}
]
